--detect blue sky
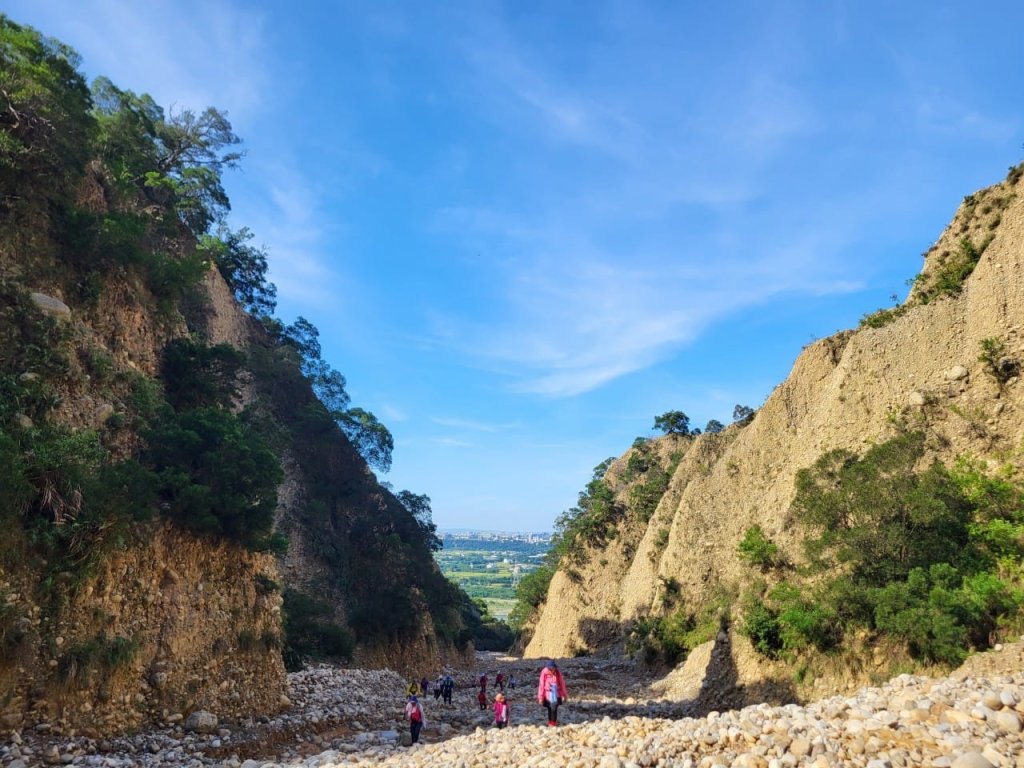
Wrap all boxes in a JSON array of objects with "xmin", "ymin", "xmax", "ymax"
[{"xmin": 8, "ymin": 1, "xmax": 1022, "ymax": 531}]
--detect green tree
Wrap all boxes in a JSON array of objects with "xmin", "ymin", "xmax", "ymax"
[
  {"xmin": 161, "ymin": 338, "xmax": 244, "ymax": 411},
  {"xmin": 341, "ymin": 407, "xmax": 394, "ymax": 474},
  {"xmin": 792, "ymin": 432, "xmax": 972, "ymax": 586},
  {"xmin": 654, "ymin": 410, "xmax": 690, "ymax": 435},
  {"xmin": 198, "ymin": 226, "xmax": 277, "ymax": 316},
  {"xmin": 0, "ymin": 15, "xmax": 95, "ymax": 209},
  {"xmin": 704, "ymin": 419, "xmax": 725, "ymax": 434},
  {"xmin": 732, "ymin": 404, "xmax": 755, "ymax": 424},
  {"xmin": 144, "ymin": 406, "xmax": 282, "ymax": 550},
  {"xmin": 91, "ymin": 76, "xmax": 242, "ymax": 234},
  {"xmin": 396, "ymin": 490, "xmax": 441, "ymax": 551}
]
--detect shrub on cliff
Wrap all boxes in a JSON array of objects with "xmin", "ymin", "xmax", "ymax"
[
  {"xmin": 743, "ymin": 434, "xmax": 1024, "ymax": 665},
  {"xmin": 145, "ymin": 406, "xmax": 282, "ymax": 551}
]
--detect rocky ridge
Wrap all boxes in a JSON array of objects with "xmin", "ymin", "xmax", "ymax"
[{"xmin": 524, "ymin": 166, "xmax": 1024, "ymax": 700}]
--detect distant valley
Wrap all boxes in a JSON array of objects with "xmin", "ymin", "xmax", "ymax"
[{"xmin": 434, "ymin": 531, "xmax": 551, "ymax": 620}]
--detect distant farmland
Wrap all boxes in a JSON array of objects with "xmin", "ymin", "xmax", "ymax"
[{"xmin": 435, "ymin": 532, "xmax": 551, "ymax": 620}]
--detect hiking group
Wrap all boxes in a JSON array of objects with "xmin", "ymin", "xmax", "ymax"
[{"xmin": 403, "ymin": 661, "xmax": 568, "ymax": 744}]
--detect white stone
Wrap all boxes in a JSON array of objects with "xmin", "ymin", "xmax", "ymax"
[
  {"xmin": 945, "ymin": 365, "xmax": 969, "ymax": 381},
  {"xmin": 952, "ymin": 753, "xmax": 995, "ymax": 768},
  {"xmin": 30, "ymin": 292, "xmax": 71, "ymax": 320}
]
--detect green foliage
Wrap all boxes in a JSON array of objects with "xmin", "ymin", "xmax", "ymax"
[
  {"xmin": 978, "ymin": 336, "xmax": 1019, "ymax": 385},
  {"xmin": 396, "ymin": 490, "xmax": 441, "ymax": 551},
  {"xmin": 92, "ymin": 76, "xmax": 241, "ymax": 235},
  {"xmin": 740, "ymin": 597, "xmax": 783, "ymax": 657},
  {"xmin": 737, "ymin": 525, "xmax": 782, "ymax": 570},
  {"xmin": 144, "ymin": 406, "xmax": 282, "ymax": 550},
  {"xmin": 860, "ymin": 304, "xmax": 908, "ymax": 330},
  {"xmin": 281, "ymin": 587, "xmax": 354, "ymax": 671},
  {"xmin": 872, "ymin": 565, "xmax": 1020, "ymax": 665},
  {"xmin": 654, "ymin": 410, "xmax": 690, "ymax": 435},
  {"xmin": 915, "ymin": 235, "xmax": 994, "ymax": 303},
  {"xmin": 622, "ymin": 440, "xmax": 671, "ymax": 522},
  {"xmin": 0, "ymin": 422, "xmax": 155, "ymax": 573},
  {"xmin": 198, "ymin": 225, "xmax": 277, "ymax": 316},
  {"xmin": 733, "ymin": 404, "xmax": 755, "ymax": 424},
  {"xmin": 704, "ymin": 419, "xmax": 725, "ymax": 434},
  {"xmin": 630, "ymin": 597, "xmax": 727, "ymax": 666},
  {"xmin": 792, "ymin": 432, "xmax": 971, "ymax": 586},
  {"xmin": 743, "ymin": 437, "xmax": 1024, "ymax": 665},
  {"xmin": 454, "ymin": 591, "xmax": 514, "ymax": 651},
  {"xmin": 57, "ymin": 634, "xmax": 139, "ymax": 686},
  {"xmin": 551, "ymin": 460, "xmax": 624, "ymax": 561},
  {"xmin": 161, "ymin": 337, "xmax": 244, "ymax": 411},
  {"xmin": 340, "ymin": 407, "xmax": 394, "ymax": 474},
  {"xmin": 0, "ymin": 15, "xmax": 95, "ymax": 211},
  {"xmin": 254, "ymin": 573, "xmax": 279, "ymax": 596},
  {"xmin": 0, "ymin": 281, "xmax": 73, "ymax": 424},
  {"xmin": 766, "ymin": 582, "xmax": 840, "ymax": 652},
  {"xmin": 508, "ymin": 564, "xmax": 555, "ymax": 630}
]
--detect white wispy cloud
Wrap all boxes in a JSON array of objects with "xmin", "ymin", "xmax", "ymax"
[
  {"xmin": 10, "ymin": 0, "xmax": 269, "ymax": 120},
  {"xmin": 410, "ymin": 4, "xmax": 855, "ymax": 397},
  {"xmin": 431, "ymin": 417, "xmax": 520, "ymax": 432},
  {"xmin": 432, "ymin": 437, "xmax": 474, "ymax": 448}
]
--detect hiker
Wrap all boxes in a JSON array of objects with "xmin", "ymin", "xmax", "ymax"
[
  {"xmin": 407, "ymin": 679, "xmax": 420, "ymax": 697},
  {"xmin": 493, "ymin": 691, "xmax": 509, "ymax": 728},
  {"xmin": 537, "ymin": 660, "xmax": 567, "ymax": 726},
  {"xmin": 421, "ymin": 676, "xmax": 430, "ymax": 697},
  {"xmin": 476, "ymin": 687, "xmax": 487, "ymax": 710},
  {"xmin": 508, "ymin": 673, "xmax": 516, "ymax": 690},
  {"xmin": 478, "ymin": 672, "xmax": 487, "ymax": 692},
  {"xmin": 496, "ymin": 671, "xmax": 505, "ymax": 692},
  {"xmin": 442, "ymin": 674, "xmax": 454, "ymax": 706},
  {"xmin": 405, "ymin": 694, "xmax": 425, "ymax": 744},
  {"xmin": 434, "ymin": 675, "xmax": 443, "ymax": 700}
]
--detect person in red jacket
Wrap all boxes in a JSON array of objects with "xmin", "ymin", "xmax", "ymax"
[{"xmin": 536, "ymin": 660, "xmax": 567, "ymax": 726}]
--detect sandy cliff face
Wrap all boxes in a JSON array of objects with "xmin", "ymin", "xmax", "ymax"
[
  {"xmin": 526, "ymin": 170, "xmax": 1024, "ymax": 688},
  {"xmin": 0, "ymin": 524, "xmax": 285, "ymax": 734}
]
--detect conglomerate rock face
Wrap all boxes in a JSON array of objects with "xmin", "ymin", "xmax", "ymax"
[{"xmin": 525, "ymin": 170, "xmax": 1024, "ymax": 703}]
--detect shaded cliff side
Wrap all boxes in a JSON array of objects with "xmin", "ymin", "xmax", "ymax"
[
  {"xmin": 0, "ymin": 15, "xmax": 469, "ymax": 735},
  {"xmin": 525, "ymin": 166, "xmax": 1024, "ymax": 700}
]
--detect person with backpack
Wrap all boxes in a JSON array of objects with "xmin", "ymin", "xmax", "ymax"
[
  {"xmin": 495, "ymin": 671, "xmax": 505, "ymax": 692},
  {"xmin": 441, "ymin": 674, "xmax": 454, "ymax": 706},
  {"xmin": 493, "ymin": 692, "xmax": 509, "ymax": 728},
  {"xmin": 537, "ymin": 660, "xmax": 567, "ymax": 726},
  {"xmin": 476, "ymin": 687, "xmax": 487, "ymax": 710},
  {"xmin": 405, "ymin": 694, "xmax": 425, "ymax": 744}
]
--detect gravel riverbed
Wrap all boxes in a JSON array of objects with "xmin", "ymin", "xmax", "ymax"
[{"xmin": 2, "ymin": 648, "xmax": 1022, "ymax": 767}]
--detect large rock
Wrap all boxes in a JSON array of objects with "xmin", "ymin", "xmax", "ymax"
[
  {"xmin": 184, "ymin": 709, "xmax": 218, "ymax": 734},
  {"xmin": 29, "ymin": 292, "xmax": 71, "ymax": 320}
]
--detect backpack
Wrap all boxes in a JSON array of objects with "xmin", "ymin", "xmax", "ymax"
[
  {"xmin": 547, "ymin": 680, "xmax": 559, "ymax": 704},
  {"xmin": 410, "ymin": 702, "xmax": 422, "ymax": 722}
]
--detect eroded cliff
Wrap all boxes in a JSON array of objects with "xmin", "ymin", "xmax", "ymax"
[{"xmin": 525, "ymin": 166, "xmax": 1024, "ymax": 700}]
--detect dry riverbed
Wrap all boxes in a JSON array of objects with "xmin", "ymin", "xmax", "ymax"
[{"xmin": 2, "ymin": 646, "xmax": 1022, "ymax": 767}]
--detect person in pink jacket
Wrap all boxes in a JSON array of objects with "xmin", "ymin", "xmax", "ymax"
[
  {"xmin": 493, "ymin": 692, "xmax": 509, "ymax": 728},
  {"xmin": 536, "ymin": 660, "xmax": 567, "ymax": 726}
]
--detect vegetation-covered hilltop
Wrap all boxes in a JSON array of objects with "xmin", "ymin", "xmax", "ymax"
[
  {"xmin": 518, "ymin": 162, "xmax": 1024, "ymax": 702},
  {"xmin": 0, "ymin": 14, "xmax": 491, "ymax": 733}
]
